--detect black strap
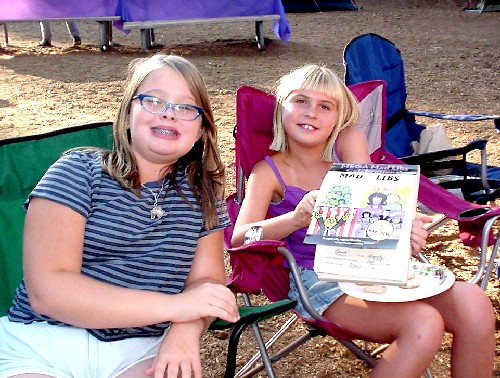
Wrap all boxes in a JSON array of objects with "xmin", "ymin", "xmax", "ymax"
[{"xmin": 386, "ymin": 106, "xmax": 407, "ymax": 132}]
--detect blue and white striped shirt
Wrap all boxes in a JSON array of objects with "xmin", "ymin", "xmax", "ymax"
[{"xmin": 8, "ymin": 150, "xmax": 229, "ymax": 341}]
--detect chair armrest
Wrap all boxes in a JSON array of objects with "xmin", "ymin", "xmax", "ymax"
[
  {"xmin": 401, "ymin": 139, "xmax": 489, "ymax": 188},
  {"xmin": 210, "ymin": 299, "xmax": 296, "ymax": 330},
  {"xmin": 399, "ymin": 138, "xmax": 487, "ymax": 165},
  {"xmin": 276, "ymin": 246, "xmax": 329, "ymax": 323},
  {"xmin": 408, "ymin": 110, "xmax": 499, "ymax": 125},
  {"xmin": 228, "ymin": 240, "xmax": 328, "ymax": 322}
]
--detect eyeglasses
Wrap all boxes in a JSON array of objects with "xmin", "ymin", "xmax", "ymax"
[{"xmin": 132, "ymin": 94, "xmax": 204, "ymax": 121}]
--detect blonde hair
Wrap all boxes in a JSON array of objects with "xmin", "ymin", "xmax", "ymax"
[
  {"xmin": 271, "ymin": 64, "xmax": 359, "ymax": 161},
  {"xmin": 102, "ymin": 54, "xmax": 225, "ymax": 229}
]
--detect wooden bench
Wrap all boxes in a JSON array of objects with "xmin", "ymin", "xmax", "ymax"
[
  {"xmin": 122, "ymin": 14, "xmax": 281, "ymax": 53},
  {"xmin": 0, "ymin": 17, "xmax": 121, "ymax": 51}
]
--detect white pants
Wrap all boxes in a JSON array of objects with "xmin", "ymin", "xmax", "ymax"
[{"xmin": 0, "ymin": 317, "xmax": 163, "ymax": 378}]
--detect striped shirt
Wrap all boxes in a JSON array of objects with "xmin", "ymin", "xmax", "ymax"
[{"xmin": 8, "ymin": 150, "xmax": 229, "ymax": 341}]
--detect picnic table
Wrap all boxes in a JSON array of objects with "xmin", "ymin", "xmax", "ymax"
[{"xmin": 0, "ymin": 0, "xmax": 291, "ymax": 52}]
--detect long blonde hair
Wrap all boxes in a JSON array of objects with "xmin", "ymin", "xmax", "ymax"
[
  {"xmin": 102, "ymin": 54, "xmax": 225, "ymax": 229},
  {"xmin": 271, "ymin": 64, "xmax": 359, "ymax": 161}
]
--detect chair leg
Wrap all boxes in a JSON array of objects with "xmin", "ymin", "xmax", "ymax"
[
  {"xmin": 240, "ymin": 293, "xmax": 277, "ymax": 378},
  {"xmin": 480, "ymin": 227, "xmax": 500, "ymax": 290},
  {"xmin": 217, "ymin": 297, "xmax": 296, "ymax": 378},
  {"xmin": 236, "ymin": 312, "xmax": 300, "ymax": 377},
  {"xmin": 224, "ymin": 320, "xmax": 251, "ymax": 378},
  {"xmin": 238, "ymin": 331, "xmax": 313, "ymax": 378},
  {"xmin": 472, "ymin": 215, "xmax": 500, "ymax": 288}
]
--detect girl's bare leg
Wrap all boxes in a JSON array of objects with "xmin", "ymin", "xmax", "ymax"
[
  {"xmin": 324, "ymin": 295, "xmax": 444, "ymax": 378},
  {"xmin": 115, "ymin": 356, "xmax": 155, "ymax": 378},
  {"xmin": 421, "ymin": 281, "xmax": 495, "ymax": 378}
]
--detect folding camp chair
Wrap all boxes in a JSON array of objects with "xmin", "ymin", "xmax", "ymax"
[
  {"xmin": 224, "ymin": 80, "xmax": 500, "ymax": 376},
  {"xmin": 343, "ymin": 33, "xmax": 500, "ymax": 205},
  {"xmin": 225, "ymin": 80, "xmax": 430, "ymax": 377},
  {"xmin": 0, "ymin": 121, "xmax": 294, "ymax": 378}
]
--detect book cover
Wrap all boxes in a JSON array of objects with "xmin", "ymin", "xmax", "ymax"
[{"xmin": 307, "ymin": 163, "xmax": 420, "ymax": 285}]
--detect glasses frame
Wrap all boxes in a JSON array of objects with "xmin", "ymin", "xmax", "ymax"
[{"xmin": 132, "ymin": 94, "xmax": 204, "ymax": 121}]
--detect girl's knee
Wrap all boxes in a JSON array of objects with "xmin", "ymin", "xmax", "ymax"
[
  {"xmin": 401, "ymin": 305, "xmax": 444, "ymax": 348},
  {"xmin": 458, "ymin": 286, "xmax": 494, "ymax": 326}
]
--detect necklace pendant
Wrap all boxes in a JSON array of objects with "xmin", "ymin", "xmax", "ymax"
[{"xmin": 150, "ymin": 205, "xmax": 164, "ymax": 219}]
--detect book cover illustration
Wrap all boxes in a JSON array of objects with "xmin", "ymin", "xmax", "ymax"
[
  {"xmin": 309, "ymin": 163, "xmax": 420, "ymax": 285},
  {"xmin": 305, "ymin": 163, "xmax": 419, "ymax": 250}
]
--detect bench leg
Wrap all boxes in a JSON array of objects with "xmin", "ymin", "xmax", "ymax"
[
  {"xmin": 139, "ymin": 28, "xmax": 151, "ymax": 54},
  {"xmin": 149, "ymin": 29, "xmax": 156, "ymax": 45},
  {"xmin": 255, "ymin": 21, "xmax": 265, "ymax": 51},
  {"xmin": 98, "ymin": 21, "xmax": 112, "ymax": 51},
  {"xmin": 2, "ymin": 23, "xmax": 8, "ymax": 47},
  {"xmin": 107, "ymin": 21, "xmax": 113, "ymax": 46}
]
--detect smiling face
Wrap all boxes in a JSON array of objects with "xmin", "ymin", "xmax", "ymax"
[
  {"xmin": 270, "ymin": 64, "xmax": 359, "ymax": 161},
  {"xmin": 281, "ymin": 89, "xmax": 338, "ymax": 150},
  {"xmin": 128, "ymin": 66, "xmax": 203, "ymax": 178}
]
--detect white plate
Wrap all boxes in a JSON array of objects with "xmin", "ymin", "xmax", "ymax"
[{"xmin": 338, "ymin": 262, "xmax": 455, "ymax": 302}]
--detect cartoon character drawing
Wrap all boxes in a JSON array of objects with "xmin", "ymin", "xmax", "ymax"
[
  {"xmin": 324, "ymin": 185, "xmax": 352, "ymax": 206},
  {"xmin": 385, "ymin": 192, "xmax": 402, "ymax": 211},
  {"xmin": 365, "ymin": 191, "xmax": 388, "ymax": 216}
]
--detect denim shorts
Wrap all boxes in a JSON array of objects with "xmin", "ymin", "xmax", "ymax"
[
  {"xmin": 0, "ymin": 317, "xmax": 163, "ymax": 378},
  {"xmin": 288, "ymin": 267, "xmax": 344, "ymax": 320}
]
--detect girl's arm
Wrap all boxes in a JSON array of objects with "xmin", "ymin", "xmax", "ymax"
[
  {"xmin": 231, "ymin": 160, "xmax": 317, "ymax": 247},
  {"xmin": 23, "ymin": 198, "xmax": 238, "ymax": 328},
  {"xmin": 146, "ymin": 230, "xmax": 239, "ymax": 378}
]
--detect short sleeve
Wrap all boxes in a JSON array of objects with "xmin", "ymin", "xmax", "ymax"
[{"xmin": 24, "ymin": 151, "xmax": 101, "ymax": 218}]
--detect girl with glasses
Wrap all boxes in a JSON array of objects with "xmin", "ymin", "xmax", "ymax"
[{"xmin": 0, "ymin": 54, "xmax": 239, "ymax": 378}]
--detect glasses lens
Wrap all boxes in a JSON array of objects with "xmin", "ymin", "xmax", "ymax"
[
  {"xmin": 142, "ymin": 96, "xmax": 165, "ymax": 114},
  {"xmin": 137, "ymin": 95, "xmax": 202, "ymax": 120},
  {"xmin": 175, "ymin": 104, "xmax": 200, "ymax": 121}
]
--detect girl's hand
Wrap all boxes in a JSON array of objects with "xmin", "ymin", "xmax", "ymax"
[
  {"xmin": 410, "ymin": 212, "xmax": 434, "ymax": 255},
  {"xmin": 145, "ymin": 323, "xmax": 203, "ymax": 378},
  {"xmin": 293, "ymin": 190, "xmax": 319, "ymax": 228},
  {"xmin": 171, "ymin": 282, "xmax": 239, "ymax": 324}
]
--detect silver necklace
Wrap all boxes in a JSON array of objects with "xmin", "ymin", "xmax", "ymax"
[{"xmin": 142, "ymin": 180, "xmax": 166, "ymax": 219}]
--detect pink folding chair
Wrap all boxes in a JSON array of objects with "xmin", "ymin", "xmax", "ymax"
[{"xmin": 225, "ymin": 81, "xmax": 389, "ymax": 376}]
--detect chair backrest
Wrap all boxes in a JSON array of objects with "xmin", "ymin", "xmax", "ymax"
[
  {"xmin": 0, "ymin": 122, "xmax": 114, "ymax": 315},
  {"xmin": 343, "ymin": 33, "xmax": 425, "ymax": 157}
]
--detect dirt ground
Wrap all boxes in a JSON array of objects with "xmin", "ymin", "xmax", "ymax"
[{"xmin": 1, "ymin": 0, "xmax": 499, "ymax": 376}]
